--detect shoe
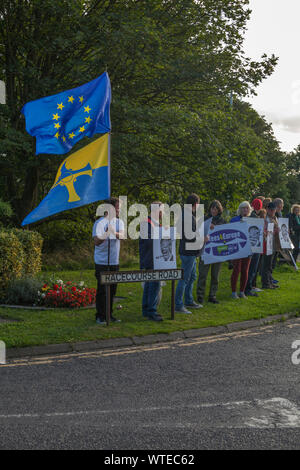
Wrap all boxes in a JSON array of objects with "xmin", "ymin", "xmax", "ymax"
[
  {"xmin": 185, "ymin": 301, "xmax": 203, "ymax": 309},
  {"xmin": 96, "ymin": 318, "xmax": 106, "ymax": 325},
  {"xmin": 175, "ymin": 306, "xmax": 192, "ymax": 314},
  {"xmin": 272, "ymin": 279, "xmax": 279, "ymax": 284},
  {"xmin": 146, "ymin": 314, "xmax": 163, "ymax": 322},
  {"xmin": 111, "ymin": 316, "xmax": 121, "ymax": 323},
  {"xmin": 239, "ymin": 292, "xmax": 248, "ymax": 299},
  {"xmin": 252, "ymin": 287, "xmax": 263, "ymax": 292},
  {"xmin": 231, "ymin": 293, "xmax": 240, "ymax": 299},
  {"xmin": 208, "ymin": 297, "xmax": 219, "ymax": 304},
  {"xmin": 246, "ymin": 291, "xmax": 258, "ymax": 297}
]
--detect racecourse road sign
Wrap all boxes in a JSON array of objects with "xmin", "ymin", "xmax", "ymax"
[
  {"xmin": 100, "ymin": 269, "xmax": 183, "ymax": 285},
  {"xmin": 100, "ymin": 269, "xmax": 183, "ymax": 325}
]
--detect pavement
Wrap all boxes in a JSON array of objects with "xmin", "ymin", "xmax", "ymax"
[{"xmin": 0, "ymin": 317, "xmax": 300, "ymax": 449}]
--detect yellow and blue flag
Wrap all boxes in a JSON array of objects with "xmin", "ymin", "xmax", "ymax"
[
  {"xmin": 21, "ymin": 134, "xmax": 110, "ymax": 226},
  {"xmin": 22, "ymin": 72, "xmax": 111, "ymax": 155}
]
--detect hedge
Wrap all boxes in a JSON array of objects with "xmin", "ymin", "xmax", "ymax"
[{"xmin": 0, "ymin": 229, "xmax": 43, "ymax": 294}]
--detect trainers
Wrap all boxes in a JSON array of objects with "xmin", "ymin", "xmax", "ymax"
[
  {"xmin": 96, "ymin": 317, "xmax": 106, "ymax": 325},
  {"xmin": 252, "ymin": 287, "xmax": 263, "ymax": 292},
  {"xmin": 175, "ymin": 306, "xmax": 192, "ymax": 314},
  {"xmin": 111, "ymin": 316, "xmax": 121, "ymax": 323},
  {"xmin": 147, "ymin": 314, "xmax": 163, "ymax": 322},
  {"xmin": 208, "ymin": 297, "xmax": 219, "ymax": 304},
  {"xmin": 185, "ymin": 301, "xmax": 203, "ymax": 309},
  {"xmin": 239, "ymin": 292, "xmax": 248, "ymax": 299},
  {"xmin": 231, "ymin": 293, "xmax": 240, "ymax": 299},
  {"xmin": 272, "ymin": 279, "xmax": 279, "ymax": 284},
  {"xmin": 246, "ymin": 291, "xmax": 258, "ymax": 297}
]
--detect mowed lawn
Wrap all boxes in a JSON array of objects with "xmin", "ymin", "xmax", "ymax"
[{"xmin": 0, "ymin": 263, "xmax": 299, "ymax": 349}]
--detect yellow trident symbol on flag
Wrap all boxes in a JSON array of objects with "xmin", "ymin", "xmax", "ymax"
[{"xmin": 51, "ymin": 162, "xmax": 93, "ymax": 202}]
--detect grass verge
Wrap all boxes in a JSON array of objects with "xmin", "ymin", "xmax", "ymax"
[{"xmin": 0, "ymin": 263, "xmax": 299, "ymax": 349}]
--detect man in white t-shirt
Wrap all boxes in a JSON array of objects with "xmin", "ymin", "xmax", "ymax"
[{"xmin": 93, "ymin": 197, "xmax": 124, "ymax": 324}]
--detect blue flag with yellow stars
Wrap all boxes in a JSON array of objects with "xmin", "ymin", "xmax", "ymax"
[
  {"xmin": 21, "ymin": 134, "xmax": 110, "ymax": 226},
  {"xmin": 21, "ymin": 72, "xmax": 111, "ymax": 155}
]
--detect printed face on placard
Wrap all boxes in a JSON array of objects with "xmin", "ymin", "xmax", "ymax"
[
  {"xmin": 248, "ymin": 226, "xmax": 261, "ymax": 247},
  {"xmin": 160, "ymin": 239, "xmax": 174, "ymax": 262}
]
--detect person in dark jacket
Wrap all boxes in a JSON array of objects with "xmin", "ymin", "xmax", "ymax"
[
  {"xmin": 197, "ymin": 200, "xmax": 225, "ymax": 305},
  {"xmin": 245, "ymin": 198, "xmax": 263, "ymax": 297},
  {"xmin": 261, "ymin": 202, "xmax": 280, "ymax": 289},
  {"xmin": 139, "ymin": 201, "xmax": 164, "ymax": 321},
  {"xmin": 175, "ymin": 193, "xmax": 203, "ymax": 314},
  {"xmin": 289, "ymin": 204, "xmax": 300, "ymax": 263}
]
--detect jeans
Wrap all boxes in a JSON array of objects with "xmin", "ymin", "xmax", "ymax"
[
  {"xmin": 142, "ymin": 281, "xmax": 161, "ymax": 317},
  {"xmin": 245, "ymin": 253, "xmax": 260, "ymax": 294},
  {"xmin": 175, "ymin": 255, "xmax": 197, "ymax": 308},
  {"xmin": 95, "ymin": 264, "xmax": 119, "ymax": 320}
]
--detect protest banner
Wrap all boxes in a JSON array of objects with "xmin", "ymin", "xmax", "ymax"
[
  {"xmin": 278, "ymin": 218, "xmax": 294, "ymax": 250},
  {"xmin": 202, "ymin": 222, "xmax": 251, "ymax": 265},
  {"xmin": 266, "ymin": 223, "xmax": 274, "ymax": 256},
  {"xmin": 244, "ymin": 218, "xmax": 264, "ymax": 254},
  {"xmin": 153, "ymin": 227, "xmax": 177, "ymax": 270}
]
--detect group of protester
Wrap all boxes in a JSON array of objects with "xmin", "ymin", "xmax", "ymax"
[{"xmin": 92, "ymin": 195, "xmax": 300, "ymax": 324}]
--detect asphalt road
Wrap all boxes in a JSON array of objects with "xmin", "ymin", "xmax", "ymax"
[{"xmin": 1, "ymin": 319, "xmax": 300, "ymax": 450}]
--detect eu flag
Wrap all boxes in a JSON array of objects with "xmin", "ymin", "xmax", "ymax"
[
  {"xmin": 21, "ymin": 72, "xmax": 111, "ymax": 155},
  {"xmin": 21, "ymin": 134, "xmax": 110, "ymax": 226}
]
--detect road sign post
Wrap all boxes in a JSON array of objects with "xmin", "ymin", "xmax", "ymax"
[{"xmin": 100, "ymin": 269, "xmax": 183, "ymax": 325}]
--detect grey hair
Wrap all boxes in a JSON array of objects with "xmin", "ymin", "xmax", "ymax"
[
  {"xmin": 237, "ymin": 201, "xmax": 252, "ymax": 216},
  {"xmin": 273, "ymin": 198, "xmax": 284, "ymax": 208}
]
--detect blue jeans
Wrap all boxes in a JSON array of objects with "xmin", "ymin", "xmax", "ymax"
[
  {"xmin": 175, "ymin": 255, "xmax": 197, "ymax": 308},
  {"xmin": 142, "ymin": 281, "xmax": 161, "ymax": 317},
  {"xmin": 245, "ymin": 253, "xmax": 260, "ymax": 293}
]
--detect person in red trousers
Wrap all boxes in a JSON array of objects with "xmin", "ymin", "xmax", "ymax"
[{"xmin": 230, "ymin": 201, "xmax": 252, "ymax": 299}]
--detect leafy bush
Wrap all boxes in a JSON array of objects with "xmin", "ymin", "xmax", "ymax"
[
  {"xmin": 0, "ymin": 199, "xmax": 13, "ymax": 224},
  {"xmin": 0, "ymin": 231, "xmax": 24, "ymax": 295},
  {"xmin": 3, "ymin": 278, "xmax": 43, "ymax": 306},
  {"xmin": 12, "ymin": 229, "xmax": 43, "ymax": 276}
]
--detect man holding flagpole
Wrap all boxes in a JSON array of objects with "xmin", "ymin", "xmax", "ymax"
[{"xmin": 93, "ymin": 197, "xmax": 124, "ymax": 325}]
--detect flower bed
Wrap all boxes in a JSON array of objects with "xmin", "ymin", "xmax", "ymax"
[{"xmin": 40, "ymin": 280, "xmax": 96, "ymax": 308}]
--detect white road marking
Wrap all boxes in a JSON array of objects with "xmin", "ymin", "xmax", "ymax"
[{"xmin": 0, "ymin": 398, "xmax": 300, "ymax": 428}]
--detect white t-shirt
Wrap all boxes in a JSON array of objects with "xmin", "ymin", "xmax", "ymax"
[{"xmin": 92, "ymin": 217, "xmax": 124, "ymax": 265}]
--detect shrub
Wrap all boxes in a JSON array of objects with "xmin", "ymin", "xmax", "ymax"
[
  {"xmin": 0, "ymin": 231, "xmax": 24, "ymax": 295},
  {"xmin": 3, "ymin": 278, "xmax": 43, "ymax": 306},
  {"xmin": 12, "ymin": 229, "xmax": 43, "ymax": 277}
]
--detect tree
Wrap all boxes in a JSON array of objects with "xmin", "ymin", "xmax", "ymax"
[{"xmin": 0, "ymin": 0, "xmax": 278, "ymax": 225}]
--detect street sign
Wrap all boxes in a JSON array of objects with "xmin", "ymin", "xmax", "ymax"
[
  {"xmin": 100, "ymin": 268, "xmax": 183, "ymax": 284},
  {"xmin": 0, "ymin": 80, "xmax": 6, "ymax": 104},
  {"xmin": 100, "ymin": 269, "xmax": 184, "ymax": 325}
]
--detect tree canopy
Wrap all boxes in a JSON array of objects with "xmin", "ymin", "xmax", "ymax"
[{"xmin": 1, "ymin": 0, "xmax": 291, "ymax": 230}]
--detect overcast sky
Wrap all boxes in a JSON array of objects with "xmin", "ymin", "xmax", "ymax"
[{"xmin": 244, "ymin": 0, "xmax": 300, "ymax": 152}]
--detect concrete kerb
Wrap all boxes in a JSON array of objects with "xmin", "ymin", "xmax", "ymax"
[{"xmin": 5, "ymin": 312, "xmax": 300, "ymax": 360}]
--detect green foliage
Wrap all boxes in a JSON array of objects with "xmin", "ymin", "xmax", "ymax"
[
  {"xmin": 0, "ymin": 229, "xmax": 43, "ymax": 296},
  {"xmin": 0, "ymin": 0, "xmax": 278, "ymax": 225},
  {"xmin": 3, "ymin": 278, "xmax": 43, "ymax": 306},
  {"xmin": 0, "ymin": 198, "xmax": 13, "ymax": 226},
  {"xmin": 0, "ymin": 230, "xmax": 24, "ymax": 294},
  {"xmin": 12, "ymin": 229, "xmax": 43, "ymax": 277}
]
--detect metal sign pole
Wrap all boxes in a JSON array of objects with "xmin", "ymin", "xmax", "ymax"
[
  {"xmin": 171, "ymin": 280, "xmax": 175, "ymax": 320},
  {"xmin": 106, "ymin": 284, "xmax": 111, "ymax": 325}
]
